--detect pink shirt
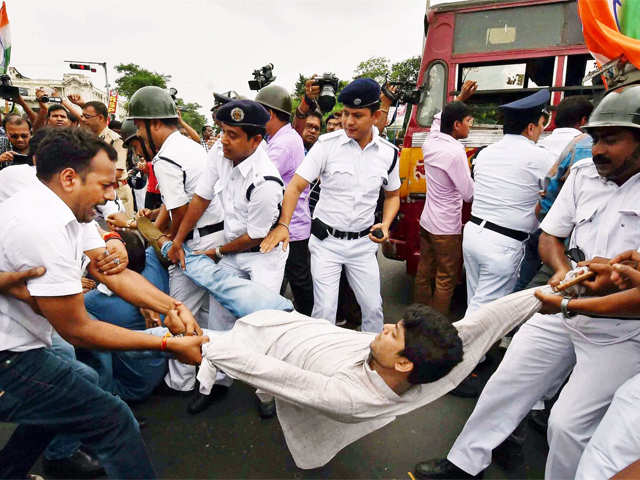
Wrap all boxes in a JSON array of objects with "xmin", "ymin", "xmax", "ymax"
[
  {"xmin": 419, "ymin": 131, "xmax": 474, "ymax": 235},
  {"xmin": 266, "ymin": 124, "xmax": 311, "ymax": 241}
]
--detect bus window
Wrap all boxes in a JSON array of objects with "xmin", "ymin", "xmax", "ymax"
[
  {"xmin": 453, "ymin": 2, "xmax": 582, "ymax": 55},
  {"xmin": 565, "ymin": 54, "xmax": 599, "ymax": 87},
  {"xmin": 416, "ymin": 61, "xmax": 446, "ymax": 127}
]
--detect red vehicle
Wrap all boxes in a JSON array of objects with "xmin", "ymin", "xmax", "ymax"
[{"xmin": 383, "ymin": 0, "xmax": 604, "ymax": 274}]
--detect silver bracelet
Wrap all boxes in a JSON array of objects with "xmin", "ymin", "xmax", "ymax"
[{"xmin": 560, "ymin": 297, "xmax": 574, "ymax": 318}]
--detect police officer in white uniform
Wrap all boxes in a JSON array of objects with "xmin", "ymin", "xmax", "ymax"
[
  {"xmin": 261, "ymin": 78, "xmax": 401, "ymax": 333},
  {"xmin": 414, "ymin": 85, "xmax": 640, "ymax": 480},
  {"xmin": 129, "ymin": 86, "xmax": 226, "ymax": 392},
  {"xmin": 463, "ymin": 89, "xmax": 554, "ymax": 313},
  {"xmin": 169, "ymin": 100, "xmax": 286, "ymax": 417}
]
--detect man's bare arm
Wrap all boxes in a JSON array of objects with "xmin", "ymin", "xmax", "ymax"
[
  {"xmin": 539, "ymin": 232, "xmax": 571, "ymax": 286},
  {"xmin": 36, "ymin": 294, "xmax": 206, "ymax": 364}
]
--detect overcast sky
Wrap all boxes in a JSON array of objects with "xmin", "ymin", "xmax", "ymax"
[{"xmin": 8, "ymin": 0, "xmax": 439, "ymax": 121}]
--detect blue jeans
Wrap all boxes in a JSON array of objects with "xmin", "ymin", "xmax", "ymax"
[
  {"xmin": 513, "ymin": 229, "xmax": 542, "ymax": 292},
  {"xmin": 78, "ymin": 349, "xmax": 168, "ymax": 402},
  {"xmin": 45, "ymin": 332, "xmax": 100, "ymax": 460},
  {"xmin": 161, "ymin": 242, "xmax": 293, "ymax": 317},
  {"xmin": 0, "ymin": 348, "xmax": 155, "ymax": 479}
]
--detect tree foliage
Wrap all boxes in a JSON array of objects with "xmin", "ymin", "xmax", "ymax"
[
  {"xmin": 390, "ymin": 56, "xmax": 421, "ymax": 83},
  {"xmin": 114, "ymin": 63, "xmax": 171, "ymax": 99},
  {"xmin": 353, "ymin": 56, "xmax": 391, "ymax": 84},
  {"xmin": 175, "ymin": 98, "xmax": 207, "ymax": 134}
]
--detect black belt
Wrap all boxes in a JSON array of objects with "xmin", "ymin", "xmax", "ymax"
[
  {"xmin": 327, "ymin": 225, "xmax": 371, "ymax": 240},
  {"xmin": 469, "ymin": 215, "xmax": 528, "ymax": 242},
  {"xmin": 185, "ymin": 221, "xmax": 224, "ymax": 242}
]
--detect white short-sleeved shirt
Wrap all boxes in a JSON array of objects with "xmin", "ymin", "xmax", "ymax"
[
  {"xmin": 0, "ymin": 164, "xmax": 105, "ymax": 252},
  {"xmin": 471, "ymin": 134, "xmax": 554, "ymax": 233},
  {"xmin": 295, "ymin": 128, "xmax": 400, "ymax": 232},
  {"xmin": 541, "ymin": 158, "xmax": 640, "ymax": 343},
  {"xmin": 0, "ymin": 182, "xmax": 87, "ymax": 351},
  {"xmin": 195, "ymin": 144, "xmax": 283, "ymax": 242},
  {"xmin": 152, "ymin": 131, "xmax": 223, "ymax": 232},
  {"xmin": 537, "ymin": 127, "xmax": 583, "ymax": 159}
]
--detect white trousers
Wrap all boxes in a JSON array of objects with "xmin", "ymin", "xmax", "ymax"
[
  {"xmin": 462, "ymin": 221, "xmax": 525, "ymax": 314},
  {"xmin": 447, "ymin": 312, "xmax": 640, "ymax": 479},
  {"xmin": 308, "ymin": 234, "xmax": 383, "ymax": 333},
  {"xmin": 576, "ymin": 372, "xmax": 640, "ymax": 479},
  {"xmin": 164, "ymin": 231, "xmax": 229, "ymax": 391}
]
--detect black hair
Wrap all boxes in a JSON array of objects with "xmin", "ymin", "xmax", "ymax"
[
  {"xmin": 240, "ymin": 125, "xmax": 266, "ymax": 140},
  {"xmin": 120, "ymin": 231, "xmax": 146, "ymax": 273},
  {"xmin": 305, "ymin": 110, "xmax": 323, "ymax": 125},
  {"xmin": 441, "ymin": 101, "xmax": 471, "ymax": 135},
  {"xmin": 46, "ymin": 104, "xmax": 69, "ymax": 119},
  {"xmin": 503, "ymin": 108, "xmax": 546, "ymax": 135},
  {"xmin": 201, "ymin": 125, "xmax": 212, "ymax": 134},
  {"xmin": 366, "ymin": 101, "xmax": 381, "ymax": 114},
  {"xmin": 326, "ymin": 113, "xmax": 338, "ymax": 122},
  {"xmin": 83, "ymin": 101, "xmax": 109, "ymax": 119},
  {"xmin": 400, "ymin": 304, "xmax": 463, "ymax": 384},
  {"xmin": 272, "ymin": 108, "xmax": 291, "ymax": 123},
  {"xmin": 68, "ymin": 111, "xmax": 79, "ymax": 124},
  {"xmin": 35, "ymin": 127, "xmax": 117, "ymax": 181},
  {"xmin": 109, "ymin": 119, "xmax": 122, "ymax": 130},
  {"xmin": 555, "ymin": 96, "xmax": 594, "ymax": 128},
  {"xmin": 29, "ymin": 127, "xmax": 52, "ymax": 157}
]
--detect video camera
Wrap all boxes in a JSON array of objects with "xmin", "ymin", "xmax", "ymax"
[
  {"xmin": 0, "ymin": 75, "xmax": 19, "ymax": 101},
  {"xmin": 383, "ymin": 80, "xmax": 421, "ymax": 105},
  {"xmin": 315, "ymin": 73, "xmax": 340, "ymax": 113},
  {"xmin": 249, "ymin": 63, "xmax": 276, "ymax": 91}
]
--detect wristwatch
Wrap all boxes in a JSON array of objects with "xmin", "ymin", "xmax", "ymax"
[
  {"xmin": 560, "ymin": 297, "xmax": 576, "ymax": 318},
  {"xmin": 214, "ymin": 247, "xmax": 224, "ymax": 260}
]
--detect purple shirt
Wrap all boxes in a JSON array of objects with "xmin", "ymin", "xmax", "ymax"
[
  {"xmin": 419, "ymin": 131, "xmax": 474, "ymax": 235},
  {"xmin": 266, "ymin": 123, "xmax": 311, "ymax": 241}
]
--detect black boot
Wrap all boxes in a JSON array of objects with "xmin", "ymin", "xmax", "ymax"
[
  {"xmin": 257, "ymin": 398, "xmax": 276, "ymax": 419},
  {"xmin": 187, "ymin": 384, "xmax": 228, "ymax": 415},
  {"xmin": 42, "ymin": 448, "xmax": 105, "ymax": 479},
  {"xmin": 414, "ymin": 458, "xmax": 482, "ymax": 479}
]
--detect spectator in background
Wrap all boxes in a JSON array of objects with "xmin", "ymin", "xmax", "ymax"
[
  {"xmin": 301, "ymin": 110, "xmax": 322, "ymax": 154},
  {"xmin": 46, "ymin": 104, "xmax": 72, "ymax": 128},
  {"xmin": 414, "ymin": 101, "xmax": 474, "ymax": 316},
  {"xmin": 325, "ymin": 113, "xmax": 342, "ymax": 132},
  {"xmin": 109, "ymin": 119, "xmax": 122, "ymax": 135},
  {"xmin": 201, "ymin": 125, "xmax": 214, "ymax": 151},
  {"xmin": 0, "ymin": 115, "xmax": 31, "ymax": 169},
  {"xmin": 81, "ymin": 101, "xmax": 135, "ymax": 216}
]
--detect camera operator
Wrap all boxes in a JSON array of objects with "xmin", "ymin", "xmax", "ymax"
[{"xmin": 0, "ymin": 114, "xmax": 31, "ymax": 170}]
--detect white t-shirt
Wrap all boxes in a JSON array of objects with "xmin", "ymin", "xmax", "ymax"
[{"xmin": 0, "ymin": 181, "xmax": 91, "ymax": 351}]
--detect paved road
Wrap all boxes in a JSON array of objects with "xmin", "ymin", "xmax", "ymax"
[{"xmin": 0, "ymin": 254, "xmax": 548, "ymax": 478}]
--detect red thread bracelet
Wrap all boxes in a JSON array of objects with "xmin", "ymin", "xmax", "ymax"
[
  {"xmin": 103, "ymin": 232, "xmax": 123, "ymax": 242},
  {"xmin": 161, "ymin": 336, "xmax": 168, "ymax": 351}
]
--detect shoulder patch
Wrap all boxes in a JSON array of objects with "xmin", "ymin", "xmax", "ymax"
[{"xmin": 317, "ymin": 129, "xmax": 345, "ymax": 143}]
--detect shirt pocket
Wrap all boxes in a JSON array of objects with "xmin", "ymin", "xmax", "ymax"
[
  {"xmin": 618, "ymin": 209, "xmax": 640, "ymax": 238},
  {"xmin": 360, "ymin": 166, "xmax": 387, "ymax": 203},
  {"xmin": 572, "ymin": 206, "xmax": 597, "ymax": 251},
  {"xmin": 325, "ymin": 162, "xmax": 355, "ymax": 191}
]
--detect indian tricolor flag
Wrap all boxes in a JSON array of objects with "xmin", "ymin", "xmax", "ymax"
[{"xmin": 0, "ymin": 2, "xmax": 10, "ymax": 75}]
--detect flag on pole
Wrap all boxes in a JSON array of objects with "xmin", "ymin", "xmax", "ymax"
[
  {"xmin": 578, "ymin": 0, "xmax": 640, "ymax": 68},
  {"xmin": 0, "ymin": 2, "xmax": 10, "ymax": 75}
]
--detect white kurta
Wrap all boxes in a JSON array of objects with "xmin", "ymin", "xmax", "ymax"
[{"xmin": 194, "ymin": 287, "xmax": 545, "ymax": 469}]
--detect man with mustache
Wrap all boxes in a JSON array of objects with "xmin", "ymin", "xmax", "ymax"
[{"xmin": 415, "ymin": 85, "xmax": 640, "ymax": 480}]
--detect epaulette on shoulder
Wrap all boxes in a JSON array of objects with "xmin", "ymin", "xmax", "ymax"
[
  {"xmin": 317, "ymin": 129, "xmax": 345, "ymax": 143},
  {"xmin": 571, "ymin": 157, "xmax": 595, "ymax": 170},
  {"xmin": 377, "ymin": 136, "xmax": 399, "ymax": 152}
]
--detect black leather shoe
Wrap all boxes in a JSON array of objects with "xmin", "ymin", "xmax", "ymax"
[
  {"xmin": 43, "ymin": 448, "xmax": 105, "ymax": 479},
  {"xmin": 414, "ymin": 458, "xmax": 481, "ymax": 479},
  {"xmin": 257, "ymin": 398, "xmax": 276, "ymax": 419},
  {"xmin": 187, "ymin": 384, "xmax": 228, "ymax": 415},
  {"xmin": 493, "ymin": 420, "xmax": 526, "ymax": 470}
]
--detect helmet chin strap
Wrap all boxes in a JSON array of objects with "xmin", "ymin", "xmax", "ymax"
[{"xmin": 145, "ymin": 119, "xmax": 158, "ymax": 155}]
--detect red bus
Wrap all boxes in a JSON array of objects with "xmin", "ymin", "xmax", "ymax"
[{"xmin": 383, "ymin": 0, "xmax": 604, "ymax": 274}]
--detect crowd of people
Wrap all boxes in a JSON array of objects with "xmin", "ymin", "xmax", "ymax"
[{"xmin": 0, "ymin": 66, "xmax": 639, "ymax": 480}]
